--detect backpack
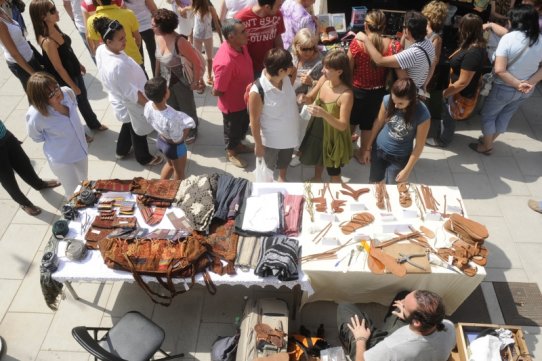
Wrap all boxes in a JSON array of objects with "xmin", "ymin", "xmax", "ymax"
[
  {"xmin": 243, "ymin": 78, "xmax": 265, "ymax": 109},
  {"xmin": 174, "ymin": 35, "xmax": 206, "ymax": 85}
]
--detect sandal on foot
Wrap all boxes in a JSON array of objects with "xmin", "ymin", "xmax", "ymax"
[
  {"xmin": 21, "ymin": 205, "xmax": 41, "ymax": 216},
  {"xmin": 40, "ymin": 180, "xmax": 61, "ymax": 189},
  {"xmin": 468, "ymin": 142, "xmax": 492, "ymax": 155},
  {"xmin": 96, "ymin": 124, "xmax": 109, "ymax": 131},
  {"xmin": 146, "ymin": 155, "xmax": 164, "ymax": 166}
]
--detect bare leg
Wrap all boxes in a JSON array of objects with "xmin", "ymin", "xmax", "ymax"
[
  {"xmin": 160, "ymin": 160, "xmax": 174, "ymax": 180},
  {"xmin": 330, "ymin": 175, "xmax": 342, "ymax": 183},
  {"xmin": 277, "ymin": 168, "xmax": 287, "ymax": 182},
  {"xmin": 171, "ymin": 156, "xmax": 187, "ymax": 180},
  {"xmin": 312, "ymin": 165, "xmax": 324, "ymax": 182},
  {"xmin": 203, "ymin": 38, "xmax": 214, "ymax": 83},
  {"xmin": 356, "ymin": 130, "xmax": 372, "ymax": 164}
]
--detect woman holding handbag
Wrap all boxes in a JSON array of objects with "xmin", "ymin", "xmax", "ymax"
[
  {"xmin": 152, "ymin": 8, "xmax": 203, "ymax": 144},
  {"xmin": 475, "ymin": 5, "xmax": 542, "ymax": 154},
  {"xmin": 29, "ymin": 0, "xmax": 108, "ymax": 140},
  {"xmin": 426, "ymin": 13, "xmax": 486, "ymax": 148}
]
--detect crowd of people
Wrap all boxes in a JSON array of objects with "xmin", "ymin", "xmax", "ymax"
[{"xmin": 1, "ymin": 0, "xmax": 542, "ymax": 217}]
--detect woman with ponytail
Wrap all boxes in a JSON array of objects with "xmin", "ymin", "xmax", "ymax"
[{"xmin": 347, "ymin": 10, "xmax": 403, "ymax": 164}]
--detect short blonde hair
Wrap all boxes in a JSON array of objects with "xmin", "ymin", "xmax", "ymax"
[
  {"xmin": 27, "ymin": 72, "xmax": 58, "ymax": 116},
  {"xmin": 291, "ymin": 28, "xmax": 318, "ymax": 59},
  {"xmin": 422, "ymin": 1, "xmax": 448, "ymax": 33}
]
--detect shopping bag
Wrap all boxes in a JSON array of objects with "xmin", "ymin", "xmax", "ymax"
[{"xmin": 253, "ymin": 157, "xmax": 274, "ymax": 182}]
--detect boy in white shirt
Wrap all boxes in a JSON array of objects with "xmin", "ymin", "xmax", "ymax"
[{"xmin": 143, "ymin": 77, "xmax": 196, "ymax": 180}]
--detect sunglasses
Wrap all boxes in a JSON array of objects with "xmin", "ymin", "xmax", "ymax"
[
  {"xmin": 300, "ymin": 47, "xmax": 315, "ymax": 52},
  {"xmin": 103, "ymin": 20, "xmax": 122, "ymax": 41},
  {"xmin": 48, "ymin": 5, "xmax": 57, "ymax": 14},
  {"xmin": 48, "ymin": 85, "xmax": 60, "ymax": 99}
]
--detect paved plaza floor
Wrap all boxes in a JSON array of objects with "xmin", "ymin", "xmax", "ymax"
[{"xmin": 1, "ymin": 3, "xmax": 542, "ymax": 360}]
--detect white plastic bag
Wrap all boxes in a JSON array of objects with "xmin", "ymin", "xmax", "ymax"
[{"xmin": 253, "ymin": 157, "xmax": 274, "ymax": 182}]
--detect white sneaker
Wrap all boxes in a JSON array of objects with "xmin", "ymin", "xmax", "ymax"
[{"xmin": 290, "ymin": 155, "xmax": 301, "ymax": 167}]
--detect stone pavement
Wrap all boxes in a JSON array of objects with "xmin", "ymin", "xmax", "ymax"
[{"xmin": 1, "ymin": 3, "xmax": 542, "ymax": 360}]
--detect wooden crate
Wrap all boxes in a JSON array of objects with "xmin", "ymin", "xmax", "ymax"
[{"xmin": 455, "ymin": 322, "xmax": 532, "ymax": 361}]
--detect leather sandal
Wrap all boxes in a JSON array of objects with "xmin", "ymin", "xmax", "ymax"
[
  {"xmin": 397, "ymin": 182, "xmax": 412, "ymax": 208},
  {"xmin": 444, "ymin": 213, "xmax": 488, "ymax": 242},
  {"xmin": 437, "ymin": 247, "xmax": 478, "ymax": 276},
  {"xmin": 21, "ymin": 205, "xmax": 41, "ymax": 216},
  {"xmin": 339, "ymin": 212, "xmax": 374, "ymax": 234}
]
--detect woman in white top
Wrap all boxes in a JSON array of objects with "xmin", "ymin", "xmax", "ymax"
[
  {"xmin": 192, "ymin": 0, "xmax": 222, "ymax": 85},
  {"xmin": 93, "ymin": 16, "xmax": 163, "ymax": 166},
  {"xmin": 475, "ymin": 5, "xmax": 542, "ymax": 154},
  {"xmin": 123, "ymin": 0, "xmax": 158, "ymax": 76},
  {"xmin": 249, "ymin": 48, "xmax": 299, "ymax": 182},
  {"xmin": 26, "ymin": 72, "xmax": 88, "ymax": 197},
  {"xmin": 218, "ymin": 0, "xmax": 256, "ymax": 20},
  {"xmin": 0, "ymin": 0, "xmax": 43, "ymax": 92}
]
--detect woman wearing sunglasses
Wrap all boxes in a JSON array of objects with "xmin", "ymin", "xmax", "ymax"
[
  {"xmin": 0, "ymin": 0, "xmax": 43, "ymax": 92},
  {"xmin": 26, "ymin": 72, "xmax": 88, "ymax": 198},
  {"xmin": 93, "ymin": 17, "xmax": 163, "ymax": 166},
  {"xmin": 29, "ymin": 0, "xmax": 108, "ymax": 141}
]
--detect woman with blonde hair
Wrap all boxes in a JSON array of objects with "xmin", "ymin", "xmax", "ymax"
[
  {"xmin": 421, "ymin": 1, "xmax": 448, "ymax": 121},
  {"xmin": 26, "ymin": 72, "xmax": 88, "ymax": 197},
  {"xmin": 348, "ymin": 9, "xmax": 402, "ymax": 164},
  {"xmin": 299, "ymin": 49, "xmax": 354, "ymax": 183},
  {"xmin": 29, "ymin": 0, "xmax": 107, "ymax": 140}
]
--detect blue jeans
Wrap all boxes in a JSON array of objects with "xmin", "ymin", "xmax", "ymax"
[
  {"xmin": 480, "ymin": 82, "xmax": 532, "ymax": 136},
  {"xmin": 369, "ymin": 147, "xmax": 410, "ymax": 184},
  {"xmin": 431, "ymin": 97, "xmax": 456, "ymax": 146}
]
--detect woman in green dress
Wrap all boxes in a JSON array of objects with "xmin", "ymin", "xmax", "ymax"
[{"xmin": 299, "ymin": 49, "xmax": 354, "ymax": 183}]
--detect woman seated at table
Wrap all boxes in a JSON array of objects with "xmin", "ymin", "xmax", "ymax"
[
  {"xmin": 361, "ymin": 78, "xmax": 430, "ymax": 185},
  {"xmin": 26, "ymin": 72, "xmax": 89, "ymax": 198}
]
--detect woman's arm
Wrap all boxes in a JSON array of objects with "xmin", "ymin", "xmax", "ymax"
[
  {"xmin": 442, "ymin": 68, "xmax": 476, "ymax": 97},
  {"xmin": 42, "ymin": 38, "xmax": 81, "ymax": 95},
  {"xmin": 178, "ymin": 36, "xmax": 204, "ymax": 86},
  {"xmin": 217, "ymin": 0, "xmax": 227, "ymax": 21},
  {"xmin": 395, "ymin": 118, "xmax": 430, "ymax": 183},
  {"xmin": 144, "ymin": 0, "xmax": 158, "ymax": 14},
  {"xmin": 248, "ymin": 90, "xmax": 264, "ymax": 157},
  {"xmin": 494, "ymin": 55, "xmax": 525, "ymax": 90},
  {"xmin": 210, "ymin": 5, "xmax": 223, "ymax": 43},
  {"xmin": 355, "ymin": 31, "xmax": 400, "ymax": 68},
  {"xmin": 308, "ymin": 89, "xmax": 353, "ymax": 131},
  {"xmin": 0, "ymin": 23, "xmax": 35, "ymax": 75},
  {"xmin": 303, "ymin": 75, "xmax": 325, "ymax": 103},
  {"xmin": 484, "ymin": 21, "xmax": 508, "ymax": 37},
  {"xmin": 347, "ymin": 48, "xmax": 355, "ymax": 76},
  {"xmin": 361, "ymin": 102, "xmax": 386, "ymax": 164}
]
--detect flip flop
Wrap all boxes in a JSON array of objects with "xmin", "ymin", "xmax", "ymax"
[
  {"xmin": 528, "ymin": 199, "xmax": 542, "ymax": 214},
  {"xmin": 39, "ymin": 180, "xmax": 61, "ymax": 189},
  {"xmin": 468, "ymin": 142, "xmax": 492, "ymax": 155},
  {"xmin": 96, "ymin": 124, "xmax": 109, "ymax": 131},
  {"xmin": 21, "ymin": 205, "xmax": 41, "ymax": 216}
]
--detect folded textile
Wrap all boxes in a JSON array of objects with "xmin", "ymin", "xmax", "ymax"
[
  {"xmin": 130, "ymin": 177, "xmax": 149, "ymax": 195},
  {"xmin": 139, "ymin": 205, "xmax": 167, "ymax": 226},
  {"xmin": 112, "ymin": 216, "xmax": 137, "ymax": 229},
  {"xmin": 254, "ymin": 236, "xmax": 300, "ymax": 281},
  {"xmin": 176, "ymin": 174, "xmax": 216, "ymax": 233},
  {"xmin": 93, "ymin": 179, "xmax": 132, "ymax": 192},
  {"xmin": 145, "ymin": 179, "xmax": 181, "ymax": 202},
  {"xmin": 237, "ymin": 192, "xmax": 284, "ymax": 235},
  {"xmin": 236, "ymin": 235, "xmax": 263, "ymax": 271},
  {"xmin": 214, "ymin": 174, "xmax": 250, "ymax": 221},
  {"xmin": 205, "ymin": 219, "xmax": 239, "ymax": 275},
  {"xmin": 85, "ymin": 227, "xmax": 114, "ymax": 249},
  {"xmin": 283, "ymin": 194, "xmax": 304, "ymax": 237},
  {"xmin": 91, "ymin": 215, "xmax": 115, "ymax": 229}
]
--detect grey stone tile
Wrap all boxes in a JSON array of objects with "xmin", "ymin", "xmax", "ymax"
[
  {"xmin": 515, "ymin": 243, "xmax": 542, "ymax": 286},
  {"xmin": 473, "ymin": 216, "xmax": 522, "ymax": 269},
  {"xmin": 187, "ymin": 145, "xmax": 227, "ymax": 176},
  {"xmin": 201, "ymin": 285, "xmax": 251, "ymax": 323},
  {"xmin": 105, "ymin": 282, "xmax": 155, "ymax": 318},
  {"xmin": 482, "ymin": 156, "xmax": 530, "ymax": 196},
  {"xmin": 0, "ymin": 279, "xmax": 20, "ymax": 321},
  {"xmin": 41, "ymin": 282, "xmax": 112, "ymax": 351},
  {"xmin": 452, "ymin": 173, "xmax": 501, "ymax": 216},
  {"xmin": 0, "ymin": 312, "xmax": 53, "ymax": 360},
  {"xmin": 0, "ymin": 200, "xmax": 18, "ymax": 239},
  {"xmin": 497, "ymin": 196, "xmax": 542, "ymax": 243},
  {"xmin": 0, "ymin": 224, "xmax": 48, "ymax": 279},
  {"xmin": 36, "ymin": 351, "xmax": 91, "ymax": 360},
  {"xmin": 483, "ymin": 268, "xmax": 529, "ymax": 283}
]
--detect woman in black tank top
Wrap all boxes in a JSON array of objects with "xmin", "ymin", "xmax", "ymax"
[{"xmin": 29, "ymin": 0, "xmax": 107, "ymax": 134}]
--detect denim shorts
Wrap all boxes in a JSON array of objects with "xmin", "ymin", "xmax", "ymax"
[
  {"xmin": 156, "ymin": 137, "xmax": 187, "ymax": 160},
  {"xmin": 369, "ymin": 147, "xmax": 409, "ymax": 184}
]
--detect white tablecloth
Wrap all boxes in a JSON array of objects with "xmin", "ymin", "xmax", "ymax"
[
  {"xmin": 52, "ymin": 192, "xmax": 313, "ymax": 294},
  {"xmin": 251, "ymin": 183, "xmax": 486, "ymax": 314}
]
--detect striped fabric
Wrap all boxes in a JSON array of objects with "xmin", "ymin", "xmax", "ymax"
[
  {"xmin": 254, "ymin": 236, "xmax": 300, "ymax": 281},
  {"xmin": 395, "ymin": 38, "xmax": 435, "ymax": 89}
]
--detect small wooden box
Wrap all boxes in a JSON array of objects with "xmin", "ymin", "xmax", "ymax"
[{"xmin": 455, "ymin": 322, "xmax": 532, "ymax": 361}]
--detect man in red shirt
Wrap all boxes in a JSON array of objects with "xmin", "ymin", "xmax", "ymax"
[
  {"xmin": 212, "ymin": 19, "xmax": 255, "ymax": 168},
  {"xmin": 235, "ymin": 0, "xmax": 285, "ymax": 77}
]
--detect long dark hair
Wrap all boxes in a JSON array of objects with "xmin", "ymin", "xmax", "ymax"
[
  {"xmin": 458, "ymin": 13, "xmax": 486, "ymax": 50},
  {"xmin": 385, "ymin": 78, "xmax": 418, "ymax": 126},
  {"xmin": 508, "ymin": 5, "xmax": 540, "ymax": 46},
  {"xmin": 322, "ymin": 49, "xmax": 352, "ymax": 89},
  {"xmin": 29, "ymin": 0, "xmax": 61, "ymax": 43},
  {"xmin": 193, "ymin": 0, "xmax": 211, "ymax": 17}
]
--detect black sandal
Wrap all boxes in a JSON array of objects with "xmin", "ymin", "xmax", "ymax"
[
  {"xmin": 468, "ymin": 142, "xmax": 492, "ymax": 156},
  {"xmin": 39, "ymin": 180, "xmax": 61, "ymax": 189},
  {"xmin": 21, "ymin": 205, "xmax": 41, "ymax": 216}
]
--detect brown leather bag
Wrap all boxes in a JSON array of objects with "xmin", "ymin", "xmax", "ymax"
[
  {"xmin": 447, "ymin": 49, "xmax": 482, "ymax": 121},
  {"xmin": 98, "ymin": 233, "xmax": 216, "ymax": 306}
]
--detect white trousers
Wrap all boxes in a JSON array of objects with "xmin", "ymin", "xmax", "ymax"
[{"xmin": 49, "ymin": 158, "xmax": 88, "ymax": 197}]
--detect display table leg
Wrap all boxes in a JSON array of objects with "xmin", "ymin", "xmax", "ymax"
[{"xmin": 65, "ymin": 281, "xmax": 80, "ymax": 300}]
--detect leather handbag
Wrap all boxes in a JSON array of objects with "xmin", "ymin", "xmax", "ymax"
[
  {"xmin": 448, "ymin": 84, "xmax": 481, "ymax": 121},
  {"xmin": 98, "ymin": 234, "xmax": 216, "ymax": 306}
]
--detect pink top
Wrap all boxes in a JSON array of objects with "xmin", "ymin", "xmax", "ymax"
[{"xmin": 213, "ymin": 42, "xmax": 254, "ymax": 114}]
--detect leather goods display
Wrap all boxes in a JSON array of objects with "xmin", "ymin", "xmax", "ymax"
[
  {"xmin": 340, "ymin": 212, "xmax": 375, "ymax": 235},
  {"xmin": 236, "ymin": 298, "xmax": 289, "ymax": 361},
  {"xmin": 97, "ymin": 234, "xmax": 216, "ymax": 306},
  {"xmin": 85, "ymin": 227, "xmax": 114, "ymax": 249},
  {"xmin": 93, "ymin": 179, "xmax": 132, "ymax": 192},
  {"xmin": 444, "ymin": 213, "xmax": 488, "ymax": 243},
  {"xmin": 397, "ymin": 183, "xmax": 412, "ymax": 208},
  {"xmin": 381, "ymin": 243, "xmax": 430, "ymax": 274},
  {"xmin": 205, "ymin": 219, "xmax": 239, "ymax": 275}
]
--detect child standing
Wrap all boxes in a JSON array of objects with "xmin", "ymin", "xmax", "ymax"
[
  {"xmin": 144, "ymin": 77, "xmax": 196, "ymax": 180},
  {"xmin": 192, "ymin": 0, "xmax": 223, "ymax": 85}
]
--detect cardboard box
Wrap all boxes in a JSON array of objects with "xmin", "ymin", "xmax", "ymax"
[{"xmin": 455, "ymin": 322, "xmax": 532, "ymax": 361}]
